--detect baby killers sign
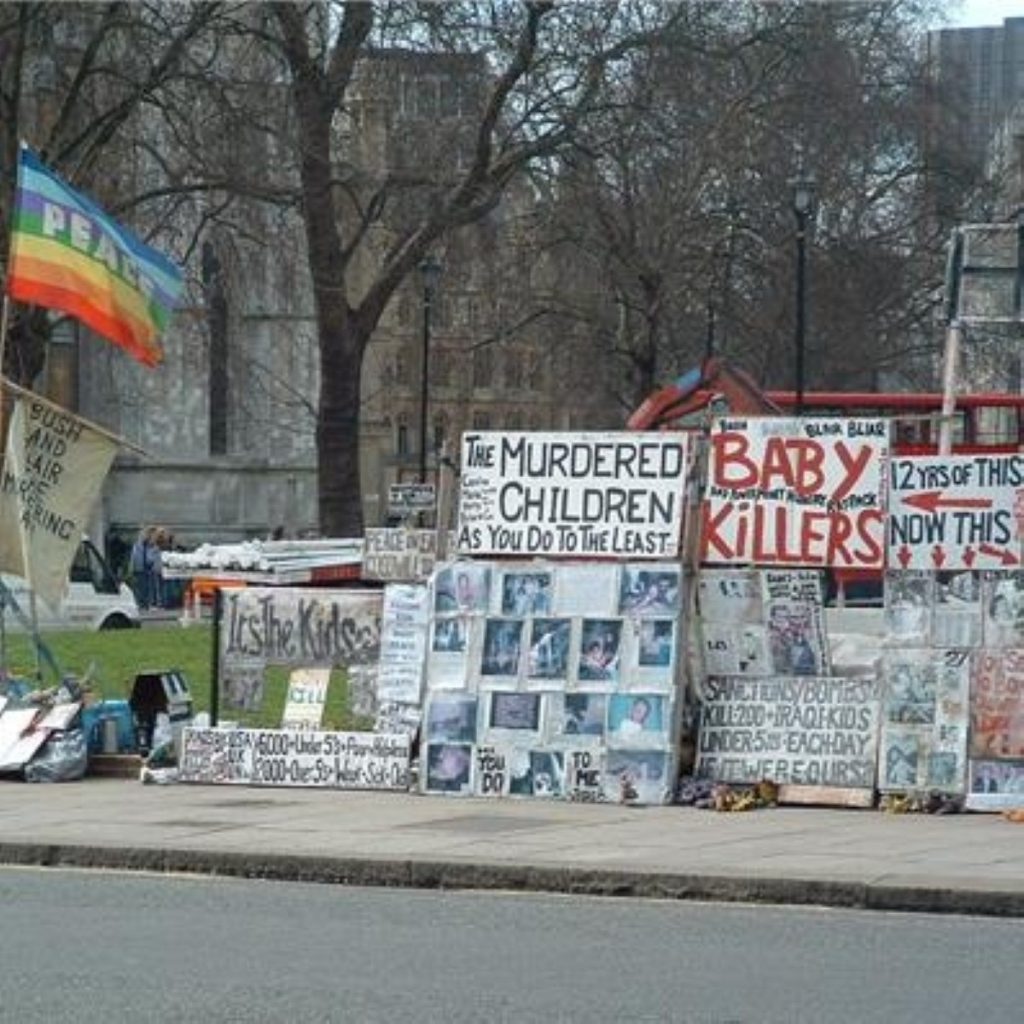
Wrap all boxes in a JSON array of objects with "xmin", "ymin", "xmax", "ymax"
[
  {"xmin": 888, "ymin": 454, "xmax": 1024, "ymax": 570},
  {"xmin": 456, "ymin": 431, "xmax": 689, "ymax": 558},
  {"xmin": 701, "ymin": 417, "xmax": 889, "ymax": 568}
]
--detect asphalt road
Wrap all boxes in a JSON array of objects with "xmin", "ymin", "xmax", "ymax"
[{"xmin": 1, "ymin": 867, "xmax": 1022, "ymax": 1023}]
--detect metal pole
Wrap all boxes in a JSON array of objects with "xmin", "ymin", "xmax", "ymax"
[
  {"xmin": 210, "ymin": 587, "xmax": 222, "ymax": 727},
  {"xmin": 795, "ymin": 209, "xmax": 807, "ymax": 416},
  {"xmin": 937, "ymin": 321, "xmax": 961, "ymax": 456},
  {"xmin": 419, "ymin": 283, "xmax": 431, "ymax": 485}
]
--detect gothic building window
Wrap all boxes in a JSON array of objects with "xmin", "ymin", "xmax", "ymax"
[
  {"xmin": 505, "ymin": 350, "xmax": 524, "ymax": 390},
  {"xmin": 472, "ymin": 409, "xmax": 492, "ymax": 430},
  {"xmin": 472, "ymin": 347, "xmax": 493, "ymax": 388},
  {"xmin": 396, "ymin": 414, "xmax": 409, "ymax": 456},
  {"xmin": 433, "ymin": 413, "xmax": 448, "ymax": 452}
]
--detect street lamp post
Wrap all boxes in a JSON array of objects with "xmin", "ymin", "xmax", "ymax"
[
  {"xmin": 791, "ymin": 175, "xmax": 816, "ymax": 416},
  {"xmin": 418, "ymin": 255, "xmax": 442, "ymax": 484}
]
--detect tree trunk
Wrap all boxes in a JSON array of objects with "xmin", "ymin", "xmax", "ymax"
[{"xmin": 316, "ymin": 306, "xmax": 366, "ymax": 537}]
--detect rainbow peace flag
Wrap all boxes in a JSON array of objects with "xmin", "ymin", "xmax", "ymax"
[{"xmin": 5, "ymin": 146, "xmax": 183, "ymax": 367}]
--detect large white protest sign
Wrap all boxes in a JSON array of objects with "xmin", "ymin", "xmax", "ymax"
[
  {"xmin": 363, "ymin": 528, "xmax": 438, "ymax": 581},
  {"xmin": 701, "ymin": 417, "xmax": 888, "ymax": 569},
  {"xmin": 888, "ymin": 454, "xmax": 1024, "ymax": 570},
  {"xmin": 179, "ymin": 727, "xmax": 410, "ymax": 790},
  {"xmin": 456, "ymin": 431, "xmax": 689, "ymax": 558},
  {"xmin": 0, "ymin": 395, "xmax": 119, "ymax": 606},
  {"xmin": 696, "ymin": 676, "xmax": 880, "ymax": 804}
]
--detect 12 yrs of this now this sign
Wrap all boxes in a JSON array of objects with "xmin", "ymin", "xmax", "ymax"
[
  {"xmin": 456, "ymin": 431, "xmax": 690, "ymax": 558},
  {"xmin": 888, "ymin": 454, "xmax": 1024, "ymax": 570},
  {"xmin": 701, "ymin": 417, "xmax": 889, "ymax": 568}
]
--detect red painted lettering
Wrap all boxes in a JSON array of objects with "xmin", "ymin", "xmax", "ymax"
[{"xmin": 712, "ymin": 433, "xmax": 757, "ymax": 488}]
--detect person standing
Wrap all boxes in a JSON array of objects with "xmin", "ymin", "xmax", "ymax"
[
  {"xmin": 130, "ymin": 527, "xmax": 153, "ymax": 609},
  {"xmin": 149, "ymin": 528, "xmax": 167, "ymax": 609}
]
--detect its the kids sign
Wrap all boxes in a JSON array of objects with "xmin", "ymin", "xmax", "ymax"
[
  {"xmin": 701, "ymin": 417, "xmax": 889, "ymax": 568},
  {"xmin": 456, "ymin": 431, "xmax": 689, "ymax": 558}
]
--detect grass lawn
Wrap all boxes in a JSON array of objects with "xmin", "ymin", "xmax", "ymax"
[{"xmin": 1, "ymin": 624, "xmax": 364, "ymax": 731}]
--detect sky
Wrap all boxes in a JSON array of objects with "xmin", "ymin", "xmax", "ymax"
[{"xmin": 945, "ymin": 0, "xmax": 1024, "ymax": 27}]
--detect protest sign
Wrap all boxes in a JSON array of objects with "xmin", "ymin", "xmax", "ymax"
[
  {"xmin": 280, "ymin": 667, "xmax": 330, "ymax": 729},
  {"xmin": 222, "ymin": 661, "xmax": 265, "ymax": 714},
  {"xmin": 179, "ymin": 727, "xmax": 410, "ymax": 790},
  {"xmin": 701, "ymin": 417, "xmax": 888, "ymax": 568},
  {"xmin": 696, "ymin": 676, "xmax": 880, "ymax": 804},
  {"xmin": 388, "ymin": 482, "xmax": 436, "ymax": 515},
  {"xmin": 566, "ymin": 748, "xmax": 604, "ymax": 801},
  {"xmin": 456, "ymin": 431, "xmax": 689, "ymax": 558},
  {"xmin": 220, "ymin": 587, "xmax": 381, "ymax": 669},
  {"xmin": 878, "ymin": 650, "xmax": 969, "ymax": 793},
  {"xmin": 967, "ymin": 759, "xmax": 1024, "ymax": 810},
  {"xmin": 887, "ymin": 454, "xmax": 1024, "ymax": 570},
  {"xmin": 969, "ymin": 649, "xmax": 1024, "ymax": 761},
  {"xmin": 362, "ymin": 528, "xmax": 437, "ymax": 581},
  {"xmin": 376, "ymin": 583, "xmax": 429, "ymax": 704}
]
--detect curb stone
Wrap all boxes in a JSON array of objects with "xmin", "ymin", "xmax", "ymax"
[{"xmin": 1, "ymin": 842, "xmax": 1023, "ymax": 918}]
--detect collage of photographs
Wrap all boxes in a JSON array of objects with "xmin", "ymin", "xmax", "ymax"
[
  {"xmin": 421, "ymin": 561, "xmax": 681, "ymax": 800},
  {"xmin": 697, "ymin": 568, "xmax": 830, "ymax": 678},
  {"xmin": 882, "ymin": 570, "xmax": 1024, "ymax": 803}
]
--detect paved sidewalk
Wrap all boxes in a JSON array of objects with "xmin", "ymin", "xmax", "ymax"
[{"xmin": 1, "ymin": 779, "xmax": 1022, "ymax": 917}]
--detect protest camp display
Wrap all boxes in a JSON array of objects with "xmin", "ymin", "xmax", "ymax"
[
  {"xmin": 362, "ymin": 528, "xmax": 438, "ymax": 582},
  {"xmin": 697, "ymin": 569, "xmax": 829, "ymax": 678},
  {"xmin": 179, "ymin": 726, "xmax": 410, "ymax": 790},
  {"xmin": 701, "ymin": 417, "xmax": 889, "ymax": 568},
  {"xmin": 456, "ymin": 431, "xmax": 690, "ymax": 559},
  {"xmin": 966, "ymin": 648, "xmax": 1024, "ymax": 811},
  {"xmin": 695, "ymin": 675, "xmax": 881, "ymax": 806},
  {"xmin": 218, "ymin": 586, "xmax": 383, "ymax": 727},
  {"xmin": 887, "ymin": 454, "xmax": 1024, "ymax": 571},
  {"xmin": 421, "ymin": 559, "xmax": 683, "ymax": 803},
  {"xmin": 878, "ymin": 650, "xmax": 970, "ymax": 793}
]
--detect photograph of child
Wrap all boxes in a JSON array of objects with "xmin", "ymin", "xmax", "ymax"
[
  {"xmin": 424, "ymin": 743, "xmax": 472, "ymax": 794},
  {"xmin": 489, "ymin": 692, "xmax": 542, "ymax": 732},
  {"xmin": 608, "ymin": 694, "xmax": 665, "ymax": 745},
  {"xmin": 619, "ymin": 568, "xmax": 681, "ymax": 615},
  {"xmin": 432, "ymin": 617, "xmax": 468, "ymax": 653},
  {"xmin": 501, "ymin": 571, "xmax": 553, "ymax": 616},
  {"xmin": 425, "ymin": 695, "xmax": 478, "ymax": 743},
  {"xmin": 984, "ymin": 574, "xmax": 1024, "ymax": 647},
  {"xmin": 884, "ymin": 737, "xmax": 918, "ymax": 789},
  {"xmin": 508, "ymin": 749, "xmax": 565, "ymax": 798},
  {"xmin": 481, "ymin": 618, "xmax": 524, "ymax": 677},
  {"xmin": 434, "ymin": 564, "xmax": 491, "ymax": 614},
  {"xmin": 638, "ymin": 620, "xmax": 674, "ymax": 668},
  {"xmin": 558, "ymin": 693, "xmax": 606, "ymax": 739},
  {"xmin": 767, "ymin": 605, "xmax": 821, "ymax": 676},
  {"xmin": 527, "ymin": 618, "xmax": 571, "ymax": 679},
  {"xmin": 578, "ymin": 619, "xmax": 623, "ymax": 682},
  {"xmin": 885, "ymin": 571, "xmax": 931, "ymax": 640}
]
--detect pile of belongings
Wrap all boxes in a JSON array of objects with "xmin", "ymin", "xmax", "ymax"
[{"xmin": 0, "ymin": 674, "xmax": 89, "ymax": 782}]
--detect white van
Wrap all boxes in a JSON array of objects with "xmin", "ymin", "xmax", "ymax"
[{"xmin": 1, "ymin": 537, "xmax": 141, "ymax": 632}]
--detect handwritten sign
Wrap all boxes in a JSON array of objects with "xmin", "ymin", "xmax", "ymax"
[
  {"xmin": 363, "ymin": 528, "xmax": 438, "ymax": 581},
  {"xmin": 376, "ymin": 583, "xmax": 429, "ymax": 704},
  {"xmin": 888, "ymin": 455, "xmax": 1024, "ymax": 570},
  {"xmin": 280, "ymin": 668, "xmax": 330, "ymax": 729},
  {"xmin": 701, "ymin": 418, "xmax": 888, "ymax": 568},
  {"xmin": 179, "ymin": 727, "xmax": 410, "ymax": 790},
  {"xmin": 696, "ymin": 676, "xmax": 880, "ymax": 799},
  {"xmin": 456, "ymin": 431, "xmax": 689, "ymax": 558},
  {"xmin": 220, "ymin": 587, "xmax": 381, "ymax": 668}
]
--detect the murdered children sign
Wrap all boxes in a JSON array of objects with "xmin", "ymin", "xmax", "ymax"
[
  {"xmin": 456, "ymin": 431, "xmax": 689, "ymax": 558},
  {"xmin": 967, "ymin": 649, "xmax": 1024, "ymax": 811},
  {"xmin": 696, "ymin": 676, "xmax": 880, "ymax": 802},
  {"xmin": 179, "ymin": 727, "xmax": 410, "ymax": 789},
  {"xmin": 701, "ymin": 417, "xmax": 888, "ymax": 568},
  {"xmin": 887, "ymin": 454, "xmax": 1024, "ymax": 570}
]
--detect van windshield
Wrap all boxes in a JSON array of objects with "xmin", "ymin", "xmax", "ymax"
[{"xmin": 70, "ymin": 540, "xmax": 118, "ymax": 594}]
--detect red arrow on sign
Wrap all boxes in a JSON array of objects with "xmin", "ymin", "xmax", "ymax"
[
  {"xmin": 903, "ymin": 491, "xmax": 993, "ymax": 513},
  {"xmin": 979, "ymin": 543, "xmax": 1019, "ymax": 565},
  {"xmin": 897, "ymin": 545, "xmax": 912, "ymax": 569}
]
